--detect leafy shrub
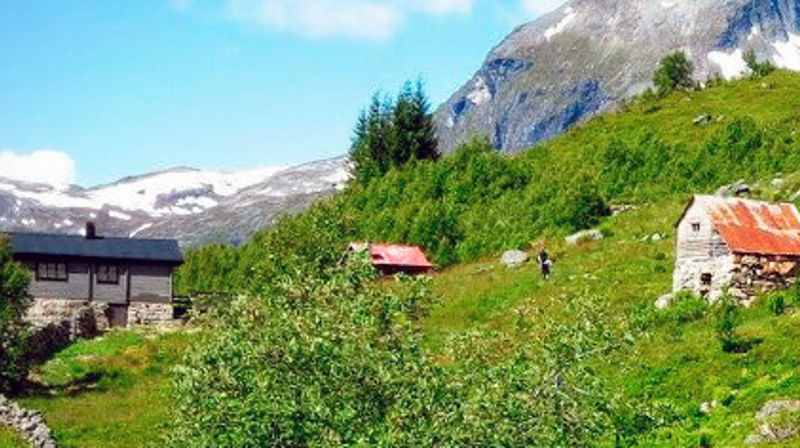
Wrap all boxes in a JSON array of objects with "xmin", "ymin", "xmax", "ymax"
[
  {"xmin": 765, "ymin": 291, "xmax": 788, "ymax": 316},
  {"xmin": 713, "ymin": 296, "xmax": 755, "ymax": 353},
  {"xmin": 653, "ymin": 51, "xmax": 695, "ymax": 96},
  {"xmin": 0, "ymin": 235, "xmax": 32, "ymax": 393},
  {"xmin": 665, "ymin": 292, "xmax": 709, "ymax": 325},
  {"xmin": 167, "ymin": 255, "xmax": 624, "ymax": 447},
  {"xmin": 743, "ymin": 50, "xmax": 776, "ymax": 78}
]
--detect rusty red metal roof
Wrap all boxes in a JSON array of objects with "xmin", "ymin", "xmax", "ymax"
[
  {"xmin": 349, "ymin": 242, "xmax": 432, "ymax": 268},
  {"xmin": 696, "ymin": 195, "xmax": 800, "ymax": 256}
]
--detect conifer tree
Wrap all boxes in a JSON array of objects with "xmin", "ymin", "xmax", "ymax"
[{"xmin": 350, "ymin": 80, "xmax": 439, "ymax": 184}]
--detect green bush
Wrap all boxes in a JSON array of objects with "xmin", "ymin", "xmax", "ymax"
[
  {"xmin": 653, "ymin": 51, "xmax": 695, "ymax": 96},
  {"xmin": 666, "ymin": 292, "xmax": 709, "ymax": 325},
  {"xmin": 167, "ymin": 256, "xmax": 624, "ymax": 447},
  {"xmin": 714, "ymin": 296, "xmax": 750, "ymax": 353},
  {"xmin": 743, "ymin": 50, "xmax": 776, "ymax": 78},
  {"xmin": 0, "ymin": 235, "xmax": 32, "ymax": 393},
  {"xmin": 765, "ymin": 291, "xmax": 788, "ymax": 316}
]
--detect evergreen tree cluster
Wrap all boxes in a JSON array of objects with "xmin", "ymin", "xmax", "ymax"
[{"xmin": 350, "ymin": 80, "xmax": 439, "ymax": 184}]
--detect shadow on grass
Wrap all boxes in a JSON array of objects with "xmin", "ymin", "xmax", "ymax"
[{"xmin": 19, "ymin": 368, "xmax": 127, "ymax": 399}]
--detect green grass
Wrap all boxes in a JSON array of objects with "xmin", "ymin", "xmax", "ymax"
[
  {"xmin": 18, "ymin": 329, "xmax": 191, "ymax": 448},
  {"xmin": 0, "ymin": 425, "xmax": 28, "ymax": 448},
  {"xmin": 423, "ymin": 192, "xmax": 800, "ymax": 446}
]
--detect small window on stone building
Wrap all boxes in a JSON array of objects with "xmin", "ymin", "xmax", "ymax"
[
  {"xmin": 701, "ymin": 273, "xmax": 712, "ymax": 286},
  {"xmin": 692, "ymin": 223, "xmax": 701, "ymax": 232},
  {"xmin": 97, "ymin": 265, "xmax": 120, "ymax": 285},
  {"xmin": 36, "ymin": 262, "xmax": 68, "ymax": 282}
]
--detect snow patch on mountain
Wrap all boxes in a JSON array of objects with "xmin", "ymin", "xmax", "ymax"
[
  {"xmin": 544, "ymin": 7, "xmax": 576, "ymax": 41},
  {"xmin": 708, "ymin": 49, "xmax": 748, "ymax": 78},
  {"xmin": 0, "ymin": 157, "xmax": 351, "ymax": 247},
  {"xmin": 772, "ymin": 33, "xmax": 800, "ymax": 70}
]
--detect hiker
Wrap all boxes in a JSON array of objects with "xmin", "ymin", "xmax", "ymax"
[{"xmin": 537, "ymin": 249, "xmax": 552, "ymax": 279}]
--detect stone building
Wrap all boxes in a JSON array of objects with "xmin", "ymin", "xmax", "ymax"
[
  {"xmin": 673, "ymin": 195, "xmax": 800, "ymax": 303},
  {"xmin": 6, "ymin": 223, "xmax": 183, "ymax": 328}
]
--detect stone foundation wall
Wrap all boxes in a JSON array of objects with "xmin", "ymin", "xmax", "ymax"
[
  {"xmin": 26, "ymin": 299, "xmax": 110, "ymax": 332},
  {"xmin": 673, "ymin": 254, "xmax": 736, "ymax": 302},
  {"xmin": 0, "ymin": 395, "xmax": 58, "ymax": 448},
  {"xmin": 25, "ymin": 299, "xmax": 109, "ymax": 363},
  {"xmin": 673, "ymin": 253, "xmax": 800, "ymax": 304},
  {"xmin": 729, "ymin": 254, "xmax": 800, "ymax": 301},
  {"xmin": 128, "ymin": 302, "xmax": 172, "ymax": 325}
]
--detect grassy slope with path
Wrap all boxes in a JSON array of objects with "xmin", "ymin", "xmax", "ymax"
[{"xmin": 426, "ymin": 192, "xmax": 800, "ymax": 446}]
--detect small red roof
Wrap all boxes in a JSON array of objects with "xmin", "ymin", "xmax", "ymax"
[
  {"xmin": 692, "ymin": 195, "xmax": 800, "ymax": 256},
  {"xmin": 349, "ymin": 242, "xmax": 432, "ymax": 268}
]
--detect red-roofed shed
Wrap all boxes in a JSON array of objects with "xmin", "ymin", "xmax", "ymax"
[{"xmin": 348, "ymin": 242, "xmax": 433, "ymax": 276}]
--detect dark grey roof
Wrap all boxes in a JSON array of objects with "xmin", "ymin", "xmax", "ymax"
[{"xmin": 6, "ymin": 232, "xmax": 183, "ymax": 265}]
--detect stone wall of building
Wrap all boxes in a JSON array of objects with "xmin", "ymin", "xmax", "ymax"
[
  {"xmin": 25, "ymin": 299, "xmax": 109, "ymax": 364},
  {"xmin": 673, "ymin": 253, "xmax": 800, "ymax": 305},
  {"xmin": 0, "ymin": 395, "xmax": 58, "ymax": 448},
  {"xmin": 26, "ymin": 299, "xmax": 110, "ymax": 332},
  {"xmin": 673, "ymin": 254, "xmax": 737, "ymax": 303},
  {"xmin": 128, "ymin": 302, "xmax": 172, "ymax": 325},
  {"xmin": 729, "ymin": 254, "xmax": 800, "ymax": 301}
]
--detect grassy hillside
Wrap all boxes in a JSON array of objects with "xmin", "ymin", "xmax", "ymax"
[
  {"xmin": 177, "ymin": 70, "xmax": 800, "ymax": 295},
  {"xmin": 17, "ymin": 71, "xmax": 800, "ymax": 446},
  {"xmin": 0, "ymin": 426, "xmax": 28, "ymax": 448},
  {"xmin": 427, "ymin": 191, "xmax": 800, "ymax": 446},
  {"xmin": 166, "ymin": 70, "xmax": 800, "ymax": 446},
  {"xmin": 18, "ymin": 329, "xmax": 190, "ymax": 448}
]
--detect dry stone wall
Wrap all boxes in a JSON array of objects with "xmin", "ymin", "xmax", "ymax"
[{"xmin": 0, "ymin": 395, "xmax": 58, "ymax": 448}]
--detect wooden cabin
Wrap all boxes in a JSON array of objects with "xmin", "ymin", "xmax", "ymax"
[
  {"xmin": 6, "ymin": 223, "xmax": 183, "ymax": 327},
  {"xmin": 674, "ymin": 195, "xmax": 800, "ymax": 303},
  {"xmin": 348, "ymin": 242, "xmax": 433, "ymax": 275}
]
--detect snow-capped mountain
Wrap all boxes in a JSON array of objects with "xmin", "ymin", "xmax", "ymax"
[
  {"xmin": 435, "ymin": 0, "xmax": 800, "ymax": 153},
  {"xmin": 0, "ymin": 157, "xmax": 350, "ymax": 248}
]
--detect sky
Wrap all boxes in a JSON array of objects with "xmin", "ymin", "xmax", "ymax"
[{"xmin": 0, "ymin": 0, "xmax": 563, "ymax": 187}]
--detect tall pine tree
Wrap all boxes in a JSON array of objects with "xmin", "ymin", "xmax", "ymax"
[{"xmin": 350, "ymin": 80, "xmax": 438, "ymax": 184}]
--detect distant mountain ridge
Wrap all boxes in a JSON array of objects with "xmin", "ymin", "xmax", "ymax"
[
  {"xmin": 435, "ymin": 0, "xmax": 800, "ymax": 153},
  {"xmin": 0, "ymin": 157, "xmax": 350, "ymax": 248}
]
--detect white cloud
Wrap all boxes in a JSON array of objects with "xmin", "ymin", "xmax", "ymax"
[
  {"xmin": 0, "ymin": 150, "xmax": 76, "ymax": 187},
  {"xmin": 169, "ymin": 0, "xmax": 195, "ymax": 12},
  {"xmin": 521, "ymin": 0, "xmax": 567, "ymax": 16},
  {"xmin": 414, "ymin": 0, "xmax": 475, "ymax": 15},
  {"xmin": 226, "ymin": 0, "xmax": 475, "ymax": 40}
]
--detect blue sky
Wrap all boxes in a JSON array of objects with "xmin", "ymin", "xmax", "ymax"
[{"xmin": 0, "ymin": 0, "xmax": 562, "ymax": 186}]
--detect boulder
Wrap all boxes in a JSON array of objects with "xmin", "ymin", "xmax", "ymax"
[
  {"xmin": 501, "ymin": 250, "xmax": 530, "ymax": 266},
  {"xmin": 693, "ymin": 114, "xmax": 712, "ymax": 126},
  {"xmin": 745, "ymin": 400, "xmax": 800, "ymax": 445},
  {"xmin": 700, "ymin": 400, "xmax": 719, "ymax": 414},
  {"xmin": 716, "ymin": 179, "xmax": 751, "ymax": 197},
  {"xmin": 655, "ymin": 293, "xmax": 674, "ymax": 310},
  {"xmin": 772, "ymin": 177, "xmax": 785, "ymax": 189},
  {"xmin": 565, "ymin": 229, "xmax": 604, "ymax": 246}
]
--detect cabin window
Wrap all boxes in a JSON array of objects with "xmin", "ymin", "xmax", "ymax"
[
  {"xmin": 691, "ymin": 223, "xmax": 701, "ymax": 232},
  {"xmin": 36, "ymin": 262, "xmax": 68, "ymax": 282},
  {"xmin": 97, "ymin": 265, "xmax": 120, "ymax": 285},
  {"xmin": 701, "ymin": 273, "xmax": 713, "ymax": 286}
]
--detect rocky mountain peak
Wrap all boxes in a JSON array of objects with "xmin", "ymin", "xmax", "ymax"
[{"xmin": 435, "ymin": 0, "xmax": 800, "ymax": 154}]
